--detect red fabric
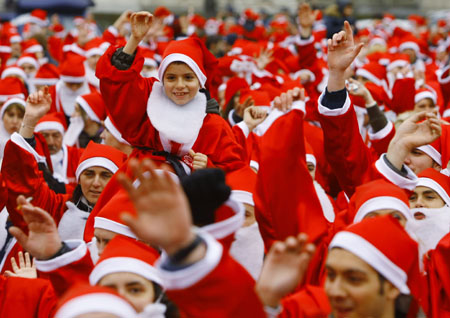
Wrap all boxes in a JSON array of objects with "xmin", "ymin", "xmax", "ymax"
[
  {"xmin": 0, "ymin": 276, "xmax": 57, "ymax": 317},
  {"xmin": 280, "ymin": 285, "xmax": 331, "ymax": 318},
  {"xmin": 391, "ymin": 77, "xmax": 415, "ymax": 114}
]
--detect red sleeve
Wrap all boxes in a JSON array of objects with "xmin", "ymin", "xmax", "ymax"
[
  {"xmin": 96, "ymin": 45, "xmax": 159, "ymax": 148},
  {"xmin": 2, "ymin": 135, "xmax": 70, "ymax": 230},
  {"xmin": 160, "ymin": 233, "xmax": 266, "ymax": 318},
  {"xmin": 439, "ymin": 65, "xmax": 450, "ymax": 114},
  {"xmin": 369, "ymin": 121, "xmax": 396, "ymax": 157},
  {"xmin": 36, "ymin": 241, "xmax": 94, "ymax": 298},
  {"xmin": 390, "ymin": 77, "xmax": 415, "ymax": 114},
  {"xmin": 279, "ymin": 285, "xmax": 331, "ymax": 318}
]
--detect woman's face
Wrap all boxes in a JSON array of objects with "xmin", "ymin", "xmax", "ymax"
[
  {"xmin": 3, "ymin": 106, "xmax": 24, "ymax": 134},
  {"xmin": 163, "ymin": 62, "xmax": 200, "ymax": 105},
  {"xmin": 79, "ymin": 166, "xmax": 113, "ymax": 205},
  {"xmin": 98, "ymin": 272, "xmax": 155, "ymax": 312}
]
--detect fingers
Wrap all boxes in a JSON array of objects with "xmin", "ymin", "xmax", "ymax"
[
  {"xmin": 10, "ymin": 255, "xmax": 19, "ymax": 272},
  {"xmin": 24, "ymin": 252, "xmax": 32, "ymax": 268},
  {"xmin": 18, "ymin": 251, "xmax": 25, "ymax": 268},
  {"xmin": 188, "ymin": 149, "xmax": 196, "ymax": 157},
  {"xmin": 344, "ymin": 20, "xmax": 353, "ymax": 44},
  {"xmin": 117, "ymin": 171, "xmax": 138, "ymax": 202},
  {"xmin": 351, "ymin": 42, "xmax": 364, "ymax": 60},
  {"xmin": 3, "ymin": 270, "xmax": 16, "ymax": 277}
]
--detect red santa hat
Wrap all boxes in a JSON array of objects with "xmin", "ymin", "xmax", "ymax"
[
  {"xmin": 399, "ymin": 36, "xmax": 421, "ymax": 55},
  {"xmin": 84, "ymin": 37, "xmax": 104, "ymax": 58},
  {"xmin": 414, "ymin": 87, "xmax": 437, "ymax": 105},
  {"xmin": 329, "ymin": 215, "xmax": 421, "ymax": 296},
  {"xmin": 75, "ymin": 141, "xmax": 126, "ymax": 181},
  {"xmin": 348, "ymin": 179, "xmax": 412, "ymax": 223},
  {"xmin": 94, "ymin": 189, "xmax": 137, "ymax": 239},
  {"xmin": 75, "ymin": 92, "xmax": 106, "ymax": 123},
  {"xmin": 142, "ymin": 49, "xmax": 158, "ymax": 68},
  {"xmin": 242, "ymin": 8, "xmax": 259, "ymax": 21},
  {"xmin": 33, "ymin": 63, "xmax": 60, "ymax": 86},
  {"xmin": 28, "ymin": 9, "xmax": 48, "ymax": 27},
  {"xmin": 0, "ymin": 97, "xmax": 26, "ymax": 119},
  {"xmin": 89, "ymin": 235, "xmax": 162, "ymax": 286},
  {"xmin": 0, "ymin": 77, "xmax": 26, "ymax": 102},
  {"xmin": 417, "ymin": 168, "xmax": 450, "ymax": 206},
  {"xmin": 104, "ymin": 117, "xmax": 130, "ymax": 145},
  {"xmin": 17, "ymin": 53, "xmax": 39, "ymax": 69},
  {"xmin": 408, "ymin": 14, "xmax": 427, "ymax": 27},
  {"xmin": 305, "ymin": 141, "xmax": 316, "ymax": 167},
  {"xmin": 223, "ymin": 77, "xmax": 250, "ymax": 111},
  {"xmin": 1, "ymin": 66, "xmax": 27, "ymax": 81},
  {"xmin": 387, "ymin": 53, "xmax": 410, "ymax": 72},
  {"xmin": 417, "ymin": 137, "xmax": 441, "ymax": 167},
  {"xmin": 54, "ymin": 284, "xmax": 137, "ymax": 318},
  {"xmin": 9, "ymin": 33, "xmax": 22, "ymax": 44},
  {"xmin": 355, "ymin": 61, "xmax": 387, "ymax": 86},
  {"xmin": 73, "ymin": 16, "xmax": 85, "ymax": 26},
  {"xmin": 239, "ymin": 89, "xmax": 271, "ymax": 108},
  {"xmin": 154, "ymin": 6, "xmax": 172, "ymax": 18},
  {"xmin": 158, "ymin": 37, "xmax": 218, "ymax": 88},
  {"xmin": 35, "ymin": 112, "xmax": 67, "ymax": 135},
  {"xmin": 227, "ymin": 168, "xmax": 257, "ymax": 206},
  {"xmin": 59, "ymin": 53, "xmax": 86, "ymax": 83},
  {"xmin": 22, "ymin": 39, "xmax": 44, "ymax": 54}
]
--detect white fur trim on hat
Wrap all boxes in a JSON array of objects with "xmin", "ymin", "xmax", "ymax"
[
  {"xmin": 387, "ymin": 60, "xmax": 409, "ymax": 72},
  {"xmin": 1, "ymin": 67, "xmax": 27, "ymax": 80},
  {"xmin": 85, "ymin": 47, "xmax": 103, "ymax": 58},
  {"xmin": 201, "ymin": 199, "xmax": 245, "ymax": 240},
  {"xmin": 76, "ymin": 95, "xmax": 101, "ymax": 123},
  {"xmin": 306, "ymin": 154, "xmax": 316, "ymax": 167},
  {"xmin": 230, "ymin": 190, "xmax": 254, "ymax": 206},
  {"xmin": 34, "ymin": 121, "xmax": 65, "ymax": 135},
  {"xmin": 55, "ymin": 293, "xmax": 137, "ymax": 318},
  {"xmin": 158, "ymin": 53, "xmax": 207, "ymax": 87},
  {"xmin": 104, "ymin": 117, "xmax": 130, "ymax": 145},
  {"xmin": 17, "ymin": 56, "xmax": 38, "ymax": 69},
  {"xmin": 416, "ymin": 145, "xmax": 441, "ymax": 166},
  {"xmin": 0, "ymin": 93, "xmax": 24, "ymax": 103},
  {"xmin": 355, "ymin": 68, "xmax": 382, "ymax": 86},
  {"xmin": 399, "ymin": 41, "xmax": 420, "ymax": 54},
  {"xmin": 417, "ymin": 177, "xmax": 450, "ymax": 206},
  {"xmin": 94, "ymin": 217, "xmax": 137, "ymax": 239},
  {"xmin": 24, "ymin": 44, "xmax": 43, "ymax": 54},
  {"xmin": 75, "ymin": 157, "xmax": 119, "ymax": 181},
  {"xmin": 329, "ymin": 231, "xmax": 410, "ymax": 294},
  {"xmin": 144, "ymin": 58, "xmax": 158, "ymax": 68},
  {"xmin": 60, "ymin": 75, "xmax": 86, "ymax": 84},
  {"xmin": 89, "ymin": 257, "xmax": 163, "ymax": 286},
  {"xmin": 1, "ymin": 98, "xmax": 25, "ymax": 118},
  {"xmin": 31, "ymin": 77, "xmax": 59, "ymax": 86},
  {"xmin": 354, "ymin": 196, "xmax": 411, "ymax": 223},
  {"xmin": 414, "ymin": 91, "xmax": 436, "ymax": 105}
]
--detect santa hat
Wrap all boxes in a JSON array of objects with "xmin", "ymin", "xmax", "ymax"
[
  {"xmin": 369, "ymin": 36, "xmax": 387, "ymax": 48},
  {"xmin": 305, "ymin": 142, "xmax": 316, "ymax": 167},
  {"xmin": 59, "ymin": 53, "xmax": 86, "ymax": 83},
  {"xmin": 227, "ymin": 168, "xmax": 257, "ymax": 206},
  {"xmin": 386, "ymin": 53, "xmax": 410, "ymax": 72},
  {"xmin": 242, "ymin": 8, "xmax": 259, "ymax": 21},
  {"xmin": 9, "ymin": 33, "xmax": 22, "ymax": 44},
  {"xmin": 142, "ymin": 49, "xmax": 158, "ymax": 68},
  {"xmin": 54, "ymin": 284, "xmax": 137, "ymax": 318},
  {"xmin": 189, "ymin": 14, "xmax": 206, "ymax": 29},
  {"xmin": 417, "ymin": 137, "xmax": 441, "ymax": 167},
  {"xmin": 158, "ymin": 37, "xmax": 218, "ymax": 88},
  {"xmin": 355, "ymin": 61, "xmax": 387, "ymax": 86},
  {"xmin": 0, "ymin": 78, "xmax": 26, "ymax": 102},
  {"xmin": 414, "ymin": 87, "xmax": 437, "ymax": 105},
  {"xmin": 17, "ymin": 53, "xmax": 39, "ymax": 69},
  {"xmin": 239, "ymin": 89, "xmax": 271, "ymax": 107},
  {"xmin": 89, "ymin": 235, "xmax": 162, "ymax": 286},
  {"xmin": 1, "ymin": 66, "xmax": 27, "ymax": 81},
  {"xmin": 84, "ymin": 37, "xmax": 104, "ymax": 58},
  {"xmin": 154, "ymin": 6, "xmax": 172, "ymax": 18},
  {"xmin": 27, "ymin": 9, "xmax": 48, "ymax": 27},
  {"xmin": 75, "ymin": 92, "xmax": 106, "ymax": 123},
  {"xmin": 399, "ymin": 36, "xmax": 421, "ymax": 55},
  {"xmin": 417, "ymin": 168, "xmax": 450, "ymax": 206},
  {"xmin": 348, "ymin": 179, "xmax": 411, "ymax": 223},
  {"xmin": 0, "ymin": 97, "xmax": 25, "ymax": 119},
  {"xmin": 223, "ymin": 77, "xmax": 249, "ymax": 111},
  {"xmin": 75, "ymin": 141, "xmax": 126, "ymax": 181},
  {"xmin": 329, "ymin": 215, "xmax": 421, "ymax": 296},
  {"xmin": 22, "ymin": 39, "xmax": 44, "ymax": 54},
  {"xmin": 94, "ymin": 189, "xmax": 137, "ymax": 239},
  {"xmin": 35, "ymin": 112, "xmax": 67, "ymax": 135},
  {"xmin": 104, "ymin": 117, "xmax": 130, "ymax": 145},
  {"xmin": 73, "ymin": 16, "xmax": 85, "ymax": 26},
  {"xmin": 408, "ymin": 14, "xmax": 427, "ymax": 27},
  {"xmin": 33, "ymin": 63, "xmax": 60, "ymax": 86}
]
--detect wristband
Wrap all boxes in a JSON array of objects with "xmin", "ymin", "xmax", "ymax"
[{"xmin": 169, "ymin": 235, "xmax": 204, "ymax": 264}]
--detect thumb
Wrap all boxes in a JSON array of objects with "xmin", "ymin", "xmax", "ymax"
[
  {"xmin": 351, "ymin": 43, "xmax": 364, "ymax": 60},
  {"xmin": 9, "ymin": 226, "xmax": 28, "ymax": 247},
  {"xmin": 188, "ymin": 149, "xmax": 196, "ymax": 157}
]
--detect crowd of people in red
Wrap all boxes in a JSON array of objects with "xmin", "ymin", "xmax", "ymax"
[{"xmin": 0, "ymin": 2, "xmax": 448, "ymax": 317}]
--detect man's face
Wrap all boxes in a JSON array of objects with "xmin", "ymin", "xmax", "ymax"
[
  {"xmin": 325, "ymin": 248, "xmax": 399, "ymax": 318},
  {"xmin": 404, "ymin": 148, "xmax": 440, "ymax": 175},
  {"xmin": 40, "ymin": 129, "xmax": 63, "ymax": 154},
  {"xmin": 414, "ymin": 98, "xmax": 437, "ymax": 113},
  {"xmin": 409, "ymin": 186, "xmax": 445, "ymax": 211}
]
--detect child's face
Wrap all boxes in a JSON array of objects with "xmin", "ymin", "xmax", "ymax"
[{"xmin": 163, "ymin": 62, "xmax": 200, "ymax": 105}]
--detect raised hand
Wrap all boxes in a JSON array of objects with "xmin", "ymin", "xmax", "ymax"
[
  {"xmin": 123, "ymin": 11, "xmax": 154, "ymax": 54},
  {"xmin": 255, "ymin": 48, "xmax": 274, "ymax": 71},
  {"xmin": 327, "ymin": 21, "xmax": 363, "ymax": 92},
  {"xmin": 9, "ymin": 196, "xmax": 63, "ymax": 260},
  {"xmin": 4, "ymin": 251, "xmax": 37, "ymax": 279},
  {"xmin": 387, "ymin": 111, "xmax": 441, "ymax": 170},
  {"xmin": 255, "ymin": 233, "xmax": 315, "ymax": 308},
  {"xmin": 244, "ymin": 106, "xmax": 268, "ymax": 131},
  {"xmin": 346, "ymin": 78, "xmax": 376, "ymax": 106},
  {"xmin": 24, "ymin": 86, "xmax": 52, "ymax": 123},
  {"xmin": 117, "ymin": 158, "xmax": 195, "ymax": 255},
  {"xmin": 273, "ymin": 87, "xmax": 306, "ymax": 112}
]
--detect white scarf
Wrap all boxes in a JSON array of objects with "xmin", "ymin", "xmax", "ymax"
[
  {"xmin": 139, "ymin": 303, "xmax": 166, "ymax": 318},
  {"xmin": 84, "ymin": 62, "xmax": 100, "ymax": 89},
  {"xmin": 314, "ymin": 181, "xmax": 336, "ymax": 223},
  {"xmin": 147, "ymin": 82, "xmax": 206, "ymax": 146},
  {"xmin": 229, "ymin": 222, "xmax": 265, "ymax": 280},
  {"xmin": 58, "ymin": 202, "xmax": 91, "ymax": 241}
]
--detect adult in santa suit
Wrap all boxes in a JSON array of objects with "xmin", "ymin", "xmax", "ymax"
[{"xmin": 96, "ymin": 11, "xmax": 248, "ymax": 177}]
